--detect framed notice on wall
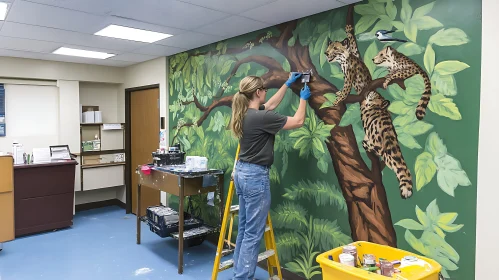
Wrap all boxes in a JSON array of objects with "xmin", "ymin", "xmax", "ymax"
[{"xmin": 0, "ymin": 84, "xmax": 5, "ymax": 137}]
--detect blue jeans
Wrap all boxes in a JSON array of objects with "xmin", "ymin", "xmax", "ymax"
[{"xmin": 233, "ymin": 160, "xmax": 271, "ymax": 280}]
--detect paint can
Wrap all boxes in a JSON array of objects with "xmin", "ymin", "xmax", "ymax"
[
  {"xmin": 380, "ymin": 260, "xmax": 394, "ymax": 276},
  {"xmin": 363, "ymin": 254, "xmax": 376, "ymax": 267},
  {"xmin": 339, "ymin": 253, "xmax": 355, "ymax": 267},
  {"xmin": 342, "ymin": 245, "xmax": 358, "ymax": 264}
]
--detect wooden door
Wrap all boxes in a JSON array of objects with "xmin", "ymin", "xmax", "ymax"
[
  {"xmin": 131, "ymin": 88, "xmax": 160, "ymax": 215},
  {"xmin": 0, "ymin": 155, "xmax": 14, "ymax": 242}
]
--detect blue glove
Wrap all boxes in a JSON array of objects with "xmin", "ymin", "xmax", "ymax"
[
  {"xmin": 285, "ymin": 72, "xmax": 302, "ymax": 87},
  {"xmin": 300, "ymin": 84, "xmax": 311, "ymax": 100}
]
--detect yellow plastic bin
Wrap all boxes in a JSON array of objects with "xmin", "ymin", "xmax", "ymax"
[{"xmin": 316, "ymin": 241, "xmax": 441, "ymax": 280}]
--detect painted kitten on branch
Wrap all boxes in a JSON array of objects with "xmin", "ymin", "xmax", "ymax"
[{"xmin": 373, "ymin": 46, "xmax": 432, "ymax": 120}]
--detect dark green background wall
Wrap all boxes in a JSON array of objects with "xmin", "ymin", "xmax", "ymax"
[{"xmin": 168, "ymin": 0, "xmax": 481, "ymax": 279}]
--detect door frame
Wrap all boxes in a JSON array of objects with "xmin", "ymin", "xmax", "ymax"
[{"xmin": 124, "ymin": 84, "xmax": 160, "ymax": 214}]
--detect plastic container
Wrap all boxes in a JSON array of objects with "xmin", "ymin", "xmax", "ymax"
[{"xmin": 316, "ymin": 241, "xmax": 441, "ymax": 280}]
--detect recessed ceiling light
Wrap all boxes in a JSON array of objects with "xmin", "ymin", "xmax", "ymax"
[
  {"xmin": 52, "ymin": 47, "xmax": 115, "ymax": 59},
  {"xmin": 0, "ymin": 2, "xmax": 10, "ymax": 21},
  {"xmin": 94, "ymin": 25, "xmax": 173, "ymax": 43}
]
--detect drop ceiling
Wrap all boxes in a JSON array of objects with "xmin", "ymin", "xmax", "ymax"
[{"xmin": 0, "ymin": 0, "xmax": 359, "ymax": 67}]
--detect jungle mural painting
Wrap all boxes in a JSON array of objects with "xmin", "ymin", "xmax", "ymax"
[{"xmin": 168, "ymin": 0, "xmax": 480, "ymax": 279}]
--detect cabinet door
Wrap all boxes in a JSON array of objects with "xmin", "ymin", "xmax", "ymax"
[
  {"xmin": 0, "ymin": 193, "xmax": 14, "ymax": 241},
  {"xmin": 0, "ymin": 156, "xmax": 13, "ymax": 193}
]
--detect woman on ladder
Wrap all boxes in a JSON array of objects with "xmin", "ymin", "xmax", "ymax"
[{"xmin": 230, "ymin": 73, "xmax": 310, "ymax": 280}]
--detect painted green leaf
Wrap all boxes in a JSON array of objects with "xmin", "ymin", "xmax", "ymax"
[
  {"xmin": 403, "ymin": 120, "xmax": 433, "ymax": 136},
  {"xmin": 372, "ymin": 67, "xmax": 388, "ymax": 79},
  {"xmin": 272, "ymin": 202, "xmax": 308, "ymax": 230},
  {"xmin": 320, "ymin": 101, "xmax": 333, "ymax": 109},
  {"xmin": 370, "ymin": 19, "xmax": 393, "ymax": 34},
  {"xmin": 415, "ymin": 152, "xmax": 437, "ymax": 190},
  {"xmin": 428, "ymin": 94, "xmax": 462, "ymax": 120},
  {"xmin": 434, "ymin": 60, "xmax": 470, "ymax": 75},
  {"xmin": 425, "ymin": 132, "xmax": 447, "ymax": 158},
  {"xmin": 432, "ymin": 225, "xmax": 447, "ymax": 239},
  {"xmin": 296, "ymin": 18, "xmax": 314, "ymax": 45},
  {"xmin": 413, "ymin": 16, "xmax": 443, "ymax": 30},
  {"xmin": 220, "ymin": 60, "xmax": 234, "ymax": 76},
  {"xmin": 400, "ymin": 0, "xmax": 412, "ymax": 24},
  {"xmin": 386, "ymin": 0, "xmax": 397, "ymax": 20},
  {"xmin": 324, "ymin": 93, "xmax": 337, "ymax": 104},
  {"xmin": 372, "ymin": 3, "xmax": 385, "ymax": 14},
  {"xmin": 429, "ymin": 28, "xmax": 470, "ymax": 46},
  {"xmin": 398, "ymin": 132, "xmax": 422, "ymax": 149},
  {"xmin": 283, "ymin": 59, "xmax": 291, "ymax": 72},
  {"xmin": 405, "ymin": 230, "xmax": 430, "ymax": 256},
  {"xmin": 270, "ymin": 165, "xmax": 280, "ymax": 184},
  {"xmin": 196, "ymin": 65, "xmax": 204, "ymax": 92},
  {"xmin": 288, "ymin": 36, "xmax": 296, "ymax": 47},
  {"xmin": 435, "ymin": 154, "xmax": 472, "ymax": 196},
  {"xmin": 317, "ymin": 158, "xmax": 328, "ymax": 174},
  {"xmin": 235, "ymin": 63, "xmax": 250, "ymax": 78},
  {"xmin": 319, "ymin": 33, "xmax": 330, "ymax": 68},
  {"xmin": 364, "ymin": 41, "xmax": 379, "ymax": 75},
  {"xmin": 212, "ymin": 111, "xmax": 225, "ymax": 132},
  {"xmin": 392, "ymin": 21, "xmax": 405, "ymax": 31},
  {"xmin": 412, "ymin": 2, "xmax": 435, "ymax": 18},
  {"xmin": 393, "ymin": 114, "xmax": 417, "ymax": 127},
  {"xmin": 276, "ymin": 232, "xmax": 300, "ymax": 263},
  {"xmin": 355, "ymin": 4, "xmax": 378, "ymax": 15},
  {"xmin": 404, "ymin": 20, "xmax": 418, "ymax": 42},
  {"xmin": 312, "ymin": 138, "xmax": 325, "ymax": 154},
  {"xmin": 355, "ymin": 15, "xmax": 378, "ymax": 34},
  {"xmin": 405, "ymin": 75, "xmax": 426, "ymax": 102},
  {"xmin": 420, "ymin": 231, "xmax": 460, "ymax": 263},
  {"xmin": 283, "ymin": 180, "xmax": 346, "ymax": 211},
  {"xmin": 388, "ymin": 84, "xmax": 405, "ymax": 100},
  {"xmin": 424, "ymin": 44, "xmax": 436, "ymax": 74},
  {"xmin": 339, "ymin": 103, "xmax": 361, "ymax": 126},
  {"xmin": 395, "ymin": 219, "xmax": 424, "ymax": 230},
  {"xmin": 426, "ymin": 199, "xmax": 440, "ymax": 222},
  {"xmin": 314, "ymin": 218, "xmax": 353, "ymax": 249},
  {"xmin": 432, "ymin": 73, "xmax": 457, "ymax": 96},
  {"xmin": 281, "ymin": 147, "xmax": 288, "ymax": 177},
  {"xmin": 437, "ymin": 213, "xmax": 458, "ymax": 226},
  {"xmin": 415, "ymin": 205, "xmax": 431, "ymax": 228},
  {"xmin": 439, "ymin": 223, "xmax": 464, "ymax": 233},
  {"xmin": 397, "ymin": 42, "xmax": 424, "ymax": 56}
]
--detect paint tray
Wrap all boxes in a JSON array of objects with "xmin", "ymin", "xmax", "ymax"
[{"xmin": 316, "ymin": 241, "xmax": 441, "ymax": 280}]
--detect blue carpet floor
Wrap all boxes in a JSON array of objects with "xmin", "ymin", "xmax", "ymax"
[{"xmin": 0, "ymin": 206, "xmax": 269, "ymax": 280}]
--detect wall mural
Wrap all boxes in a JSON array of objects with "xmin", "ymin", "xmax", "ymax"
[{"xmin": 168, "ymin": 0, "xmax": 481, "ymax": 279}]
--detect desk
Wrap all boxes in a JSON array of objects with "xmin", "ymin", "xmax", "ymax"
[
  {"xmin": 14, "ymin": 160, "xmax": 77, "ymax": 236},
  {"xmin": 136, "ymin": 166, "xmax": 224, "ymax": 274}
]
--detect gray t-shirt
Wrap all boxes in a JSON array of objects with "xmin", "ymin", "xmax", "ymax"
[{"xmin": 238, "ymin": 108, "xmax": 287, "ymax": 167}]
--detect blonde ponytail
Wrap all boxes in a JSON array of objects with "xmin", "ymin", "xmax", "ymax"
[{"xmin": 230, "ymin": 76, "xmax": 264, "ymax": 139}]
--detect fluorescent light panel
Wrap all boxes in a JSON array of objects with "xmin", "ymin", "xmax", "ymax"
[
  {"xmin": 52, "ymin": 47, "xmax": 115, "ymax": 59},
  {"xmin": 95, "ymin": 25, "xmax": 173, "ymax": 43},
  {"xmin": 0, "ymin": 2, "xmax": 10, "ymax": 21}
]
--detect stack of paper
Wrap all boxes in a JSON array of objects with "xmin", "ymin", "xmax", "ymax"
[{"xmin": 33, "ymin": 148, "xmax": 51, "ymax": 163}]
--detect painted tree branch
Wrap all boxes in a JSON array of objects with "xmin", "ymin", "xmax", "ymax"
[{"xmin": 182, "ymin": 94, "xmax": 207, "ymax": 111}]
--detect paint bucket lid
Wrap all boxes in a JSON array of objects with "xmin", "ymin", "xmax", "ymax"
[{"xmin": 339, "ymin": 253, "xmax": 355, "ymax": 264}]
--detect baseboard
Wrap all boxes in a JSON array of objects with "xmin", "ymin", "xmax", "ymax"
[{"xmin": 75, "ymin": 199, "xmax": 126, "ymax": 212}]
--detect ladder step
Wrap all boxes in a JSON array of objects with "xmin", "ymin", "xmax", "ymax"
[
  {"xmin": 265, "ymin": 225, "xmax": 270, "ymax": 232},
  {"xmin": 219, "ymin": 249, "xmax": 275, "ymax": 271},
  {"xmin": 230, "ymin": 205, "xmax": 239, "ymax": 213}
]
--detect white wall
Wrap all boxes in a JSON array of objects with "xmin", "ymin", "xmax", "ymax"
[
  {"xmin": 117, "ymin": 57, "xmax": 168, "ymax": 205},
  {"xmin": 0, "ymin": 84, "xmax": 59, "ymax": 152},
  {"xmin": 80, "ymin": 82, "xmax": 120, "ymax": 123},
  {"xmin": 475, "ymin": 0, "xmax": 498, "ymax": 278}
]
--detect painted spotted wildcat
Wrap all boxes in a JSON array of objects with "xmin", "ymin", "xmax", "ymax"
[
  {"xmin": 324, "ymin": 25, "xmax": 370, "ymax": 106},
  {"xmin": 373, "ymin": 46, "xmax": 431, "ymax": 120},
  {"xmin": 361, "ymin": 91, "xmax": 413, "ymax": 199}
]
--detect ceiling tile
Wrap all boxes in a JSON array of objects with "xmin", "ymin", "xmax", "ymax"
[
  {"xmin": 19, "ymin": 0, "xmax": 120, "ymax": 15},
  {"xmin": 110, "ymin": 0, "xmax": 230, "ymax": 30},
  {"xmin": 197, "ymin": 16, "xmax": 269, "ymax": 37},
  {"xmin": 179, "ymin": 0, "xmax": 278, "ymax": 15},
  {"xmin": 155, "ymin": 31, "xmax": 223, "ymax": 49},
  {"xmin": 132, "ymin": 44, "xmax": 186, "ymax": 56},
  {"xmin": 241, "ymin": 0, "xmax": 347, "ymax": 25},
  {"xmin": 109, "ymin": 52, "xmax": 159, "ymax": 63},
  {"xmin": 0, "ymin": 22, "xmax": 148, "ymax": 52},
  {"xmin": 0, "ymin": 36, "xmax": 62, "ymax": 53},
  {"xmin": 7, "ymin": 0, "xmax": 105, "ymax": 33}
]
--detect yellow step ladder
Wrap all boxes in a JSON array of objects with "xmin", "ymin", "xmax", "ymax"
[{"xmin": 211, "ymin": 144, "xmax": 283, "ymax": 280}]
